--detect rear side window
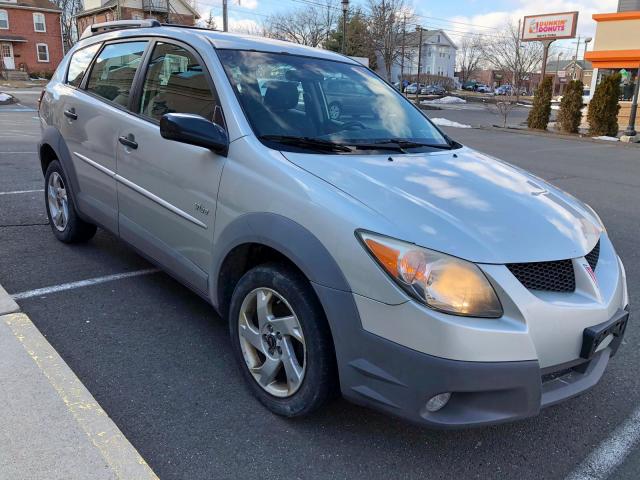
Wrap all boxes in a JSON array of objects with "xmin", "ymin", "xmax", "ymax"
[
  {"xmin": 138, "ymin": 42, "xmax": 219, "ymax": 122},
  {"xmin": 86, "ymin": 41, "xmax": 148, "ymax": 107},
  {"xmin": 66, "ymin": 43, "xmax": 101, "ymax": 87}
]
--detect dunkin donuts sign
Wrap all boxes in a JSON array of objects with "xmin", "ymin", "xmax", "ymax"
[{"xmin": 521, "ymin": 12, "xmax": 578, "ymax": 41}]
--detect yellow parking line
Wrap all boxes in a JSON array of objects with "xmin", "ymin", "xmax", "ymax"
[{"xmin": 4, "ymin": 313, "xmax": 159, "ymax": 480}]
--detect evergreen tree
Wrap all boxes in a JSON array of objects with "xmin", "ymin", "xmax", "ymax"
[
  {"xmin": 325, "ymin": 10, "xmax": 376, "ymax": 68},
  {"xmin": 557, "ymin": 80, "xmax": 584, "ymax": 133},
  {"xmin": 588, "ymin": 73, "xmax": 621, "ymax": 137},
  {"xmin": 527, "ymin": 76, "xmax": 553, "ymax": 130}
]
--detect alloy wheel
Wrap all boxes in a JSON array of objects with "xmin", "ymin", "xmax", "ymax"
[
  {"xmin": 47, "ymin": 172, "xmax": 69, "ymax": 232},
  {"xmin": 238, "ymin": 287, "xmax": 306, "ymax": 397}
]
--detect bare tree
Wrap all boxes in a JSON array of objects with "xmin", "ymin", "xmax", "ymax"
[
  {"xmin": 366, "ymin": 0, "xmax": 413, "ymax": 81},
  {"xmin": 481, "ymin": 20, "xmax": 544, "ymax": 100},
  {"xmin": 52, "ymin": 0, "xmax": 83, "ymax": 50},
  {"xmin": 457, "ymin": 35, "xmax": 483, "ymax": 85},
  {"xmin": 264, "ymin": 2, "xmax": 338, "ymax": 48},
  {"xmin": 490, "ymin": 95, "xmax": 518, "ymax": 127}
]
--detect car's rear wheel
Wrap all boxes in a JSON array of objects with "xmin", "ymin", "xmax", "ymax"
[
  {"xmin": 229, "ymin": 262, "xmax": 336, "ymax": 416},
  {"xmin": 328, "ymin": 102, "xmax": 342, "ymax": 120},
  {"xmin": 44, "ymin": 160, "xmax": 96, "ymax": 243}
]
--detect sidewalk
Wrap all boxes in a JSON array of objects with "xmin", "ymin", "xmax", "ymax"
[{"xmin": 0, "ymin": 285, "xmax": 158, "ymax": 480}]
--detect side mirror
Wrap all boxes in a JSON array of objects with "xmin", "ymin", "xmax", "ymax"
[{"xmin": 160, "ymin": 113, "xmax": 228, "ymax": 155}]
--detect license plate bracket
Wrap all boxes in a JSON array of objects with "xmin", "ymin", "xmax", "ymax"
[{"xmin": 580, "ymin": 310, "xmax": 629, "ymax": 360}]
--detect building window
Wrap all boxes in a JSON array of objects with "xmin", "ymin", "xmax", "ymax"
[
  {"xmin": 0, "ymin": 10, "xmax": 8, "ymax": 29},
  {"xmin": 33, "ymin": 12, "xmax": 46, "ymax": 32},
  {"xmin": 36, "ymin": 43, "xmax": 49, "ymax": 62}
]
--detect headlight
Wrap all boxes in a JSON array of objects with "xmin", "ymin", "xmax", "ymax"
[{"xmin": 357, "ymin": 231, "xmax": 503, "ymax": 318}]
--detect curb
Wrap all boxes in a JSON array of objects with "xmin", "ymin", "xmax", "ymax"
[
  {"xmin": 1, "ymin": 285, "xmax": 158, "ymax": 480},
  {"xmin": 0, "ymin": 283, "xmax": 19, "ymax": 315},
  {"xmin": 477, "ymin": 125, "xmax": 640, "ymax": 148}
]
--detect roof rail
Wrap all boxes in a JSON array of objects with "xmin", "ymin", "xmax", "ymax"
[{"xmin": 80, "ymin": 19, "xmax": 161, "ymax": 40}]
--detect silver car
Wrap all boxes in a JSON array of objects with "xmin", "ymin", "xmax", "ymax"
[{"xmin": 38, "ymin": 20, "xmax": 629, "ymax": 428}]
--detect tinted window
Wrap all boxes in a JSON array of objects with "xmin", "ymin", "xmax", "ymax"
[
  {"xmin": 139, "ymin": 42, "xmax": 218, "ymax": 122},
  {"xmin": 86, "ymin": 41, "xmax": 147, "ymax": 107},
  {"xmin": 66, "ymin": 43, "xmax": 101, "ymax": 87}
]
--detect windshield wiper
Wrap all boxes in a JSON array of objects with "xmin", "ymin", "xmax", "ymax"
[
  {"xmin": 259, "ymin": 135, "xmax": 352, "ymax": 153},
  {"xmin": 374, "ymin": 139, "xmax": 453, "ymax": 150}
]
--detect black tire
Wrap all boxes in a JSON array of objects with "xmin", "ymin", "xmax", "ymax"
[
  {"xmin": 44, "ymin": 160, "xmax": 97, "ymax": 243},
  {"xmin": 229, "ymin": 262, "xmax": 337, "ymax": 417}
]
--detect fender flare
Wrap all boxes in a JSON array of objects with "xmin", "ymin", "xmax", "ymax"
[
  {"xmin": 210, "ymin": 212, "xmax": 352, "ymax": 309},
  {"xmin": 39, "ymin": 126, "xmax": 81, "ymax": 198}
]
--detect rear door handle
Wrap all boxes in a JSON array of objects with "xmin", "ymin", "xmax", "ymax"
[
  {"xmin": 63, "ymin": 108, "xmax": 77, "ymax": 120},
  {"xmin": 118, "ymin": 134, "xmax": 138, "ymax": 150}
]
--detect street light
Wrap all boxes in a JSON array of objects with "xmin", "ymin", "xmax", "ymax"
[{"xmin": 341, "ymin": 0, "xmax": 349, "ymax": 54}]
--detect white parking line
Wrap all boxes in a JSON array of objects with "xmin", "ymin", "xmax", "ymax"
[
  {"xmin": 12, "ymin": 269, "xmax": 160, "ymax": 300},
  {"xmin": 0, "ymin": 189, "xmax": 44, "ymax": 195},
  {"xmin": 565, "ymin": 407, "xmax": 640, "ymax": 480}
]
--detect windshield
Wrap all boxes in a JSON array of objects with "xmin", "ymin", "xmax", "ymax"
[{"xmin": 217, "ymin": 50, "xmax": 451, "ymax": 153}]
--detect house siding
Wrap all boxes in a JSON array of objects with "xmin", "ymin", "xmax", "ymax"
[{"xmin": 0, "ymin": 5, "xmax": 63, "ymax": 74}]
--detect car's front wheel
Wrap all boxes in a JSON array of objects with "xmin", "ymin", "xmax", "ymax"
[
  {"xmin": 44, "ymin": 160, "xmax": 96, "ymax": 243},
  {"xmin": 229, "ymin": 263, "xmax": 336, "ymax": 417}
]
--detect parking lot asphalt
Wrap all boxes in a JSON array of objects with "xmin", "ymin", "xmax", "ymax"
[{"xmin": 1, "ymin": 108, "xmax": 639, "ymax": 480}]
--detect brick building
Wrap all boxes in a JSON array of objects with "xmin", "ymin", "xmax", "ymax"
[
  {"xmin": 0, "ymin": 0, "xmax": 63, "ymax": 79},
  {"xmin": 76, "ymin": 0, "xmax": 199, "ymax": 35}
]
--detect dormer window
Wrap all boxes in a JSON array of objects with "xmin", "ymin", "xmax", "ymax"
[{"xmin": 33, "ymin": 12, "xmax": 46, "ymax": 32}]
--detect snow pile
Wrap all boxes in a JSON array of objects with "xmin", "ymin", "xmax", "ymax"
[
  {"xmin": 421, "ymin": 96, "xmax": 467, "ymax": 105},
  {"xmin": 0, "ymin": 92, "xmax": 13, "ymax": 102},
  {"xmin": 430, "ymin": 118, "xmax": 472, "ymax": 129},
  {"xmin": 593, "ymin": 136, "xmax": 619, "ymax": 142}
]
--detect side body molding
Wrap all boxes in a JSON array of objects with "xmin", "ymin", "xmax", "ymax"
[{"xmin": 210, "ymin": 212, "xmax": 352, "ymax": 309}]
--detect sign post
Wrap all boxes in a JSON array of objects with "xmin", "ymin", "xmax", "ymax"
[{"xmin": 521, "ymin": 11, "xmax": 579, "ymax": 86}]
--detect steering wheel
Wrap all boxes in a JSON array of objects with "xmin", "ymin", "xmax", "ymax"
[{"xmin": 340, "ymin": 121, "xmax": 367, "ymax": 131}]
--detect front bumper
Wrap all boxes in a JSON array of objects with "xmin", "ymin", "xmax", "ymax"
[{"xmin": 313, "ymin": 283, "xmax": 628, "ymax": 428}]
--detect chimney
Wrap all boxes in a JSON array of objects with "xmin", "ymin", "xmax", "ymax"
[{"xmin": 618, "ymin": 0, "xmax": 640, "ymax": 11}]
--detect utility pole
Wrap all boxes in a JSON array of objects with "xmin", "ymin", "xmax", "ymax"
[
  {"xmin": 415, "ymin": 26, "xmax": 423, "ymax": 102},
  {"xmin": 623, "ymin": 66, "xmax": 640, "ymax": 138},
  {"xmin": 515, "ymin": 19, "xmax": 521, "ymax": 97},
  {"xmin": 341, "ymin": 0, "xmax": 349, "ymax": 54},
  {"xmin": 222, "ymin": 0, "xmax": 228, "ymax": 32},
  {"xmin": 572, "ymin": 35, "xmax": 581, "ymax": 79},
  {"xmin": 400, "ymin": 15, "xmax": 406, "ymax": 85}
]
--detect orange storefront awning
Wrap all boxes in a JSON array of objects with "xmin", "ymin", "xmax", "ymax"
[{"xmin": 585, "ymin": 50, "xmax": 640, "ymax": 69}]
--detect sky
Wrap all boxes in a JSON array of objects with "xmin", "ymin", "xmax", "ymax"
[{"xmin": 195, "ymin": 0, "xmax": 620, "ymax": 60}]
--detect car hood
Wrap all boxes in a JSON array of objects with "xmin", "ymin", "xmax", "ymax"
[{"xmin": 282, "ymin": 146, "xmax": 602, "ymax": 264}]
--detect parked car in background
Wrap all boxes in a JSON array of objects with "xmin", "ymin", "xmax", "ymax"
[
  {"xmin": 405, "ymin": 83, "xmax": 425, "ymax": 94},
  {"xmin": 323, "ymin": 77, "xmax": 374, "ymax": 120},
  {"xmin": 462, "ymin": 81, "xmax": 477, "ymax": 91},
  {"xmin": 39, "ymin": 20, "xmax": 629, "ymax": 429},
  {"xmin": 475, "ymin": 84, "xmax": 492, "ymax": 94},
  {"xmin": 421, "ymin": 85, "xmax": 446, "ymax": 96}
]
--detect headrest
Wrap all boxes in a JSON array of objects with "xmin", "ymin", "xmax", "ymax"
[{"xmin": 263, "ymin": 81, "xmax": 299, "ymax": 111}]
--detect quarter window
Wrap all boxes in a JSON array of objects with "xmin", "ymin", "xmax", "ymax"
[
  {"xmin": 86, "ymin": 41, "xmax": 147, "ymax": 107},
  {"xmin": 139, "ymin": 42, "xmax": 220, "ymax": 122},
  {"xmin": 36, "ymin": 43, "xmax": 49, "ymax": 62},
  {"xmin": 0, "ymin": 10, "xmax": 8, "ymax": 29},
  {"xmin": 33, "ymin": 12, "xmax": 46, "ymax": 32},
  {"xmin": 66, "ymin": 43, "xmax": 101, "ymax": 87}
]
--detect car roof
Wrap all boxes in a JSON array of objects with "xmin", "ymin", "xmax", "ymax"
[{"xmin": 78, "ymin": 24, "xmax": 360, "ymax": 65}]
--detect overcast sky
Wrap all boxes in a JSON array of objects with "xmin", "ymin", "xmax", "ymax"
[{"xmin": 196, "ymin": 0, "xmax": 619, "ymax": 59}]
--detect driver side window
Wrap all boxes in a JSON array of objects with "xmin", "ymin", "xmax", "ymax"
[{"xmin": 139, "ymin": 42, "xmax": 222, "ymax": 124}]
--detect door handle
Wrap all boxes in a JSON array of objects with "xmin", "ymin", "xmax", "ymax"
[
  {"xmin": 63, "ymin": 108, "xmax": 77, "ymax": 120},
  {"xmin": 118, "ymin": 134, "xmax": 138, "ymax": 150}
]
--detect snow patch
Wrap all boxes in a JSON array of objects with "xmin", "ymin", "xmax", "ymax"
[
  {"xmin": 421, "ymin": 96, "xmax": 467, "ymax": 105},
  {"xmin": 593, "ymin": 136, "xmax": 619, "ymax": 142},
  {"xmin": 0, "ymin": 93, "xmax": 13, "ymax": 102},
  {"xmin": 430, "ymin": 118, "xmax": 472, "ymax": 129}
]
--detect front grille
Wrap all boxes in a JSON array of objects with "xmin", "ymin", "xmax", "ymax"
[
  {"xmin": 507, "ymin": 260, "xmax": 576, "ymax": 292},
  {"xmin": 585, "ymin": 240, "xmax": 600, "ymax": 270}
]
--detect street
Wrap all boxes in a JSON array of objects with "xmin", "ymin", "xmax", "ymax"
[{"xmin": 1, "ymin": 91, "xmax": 639, "ymax": 480}]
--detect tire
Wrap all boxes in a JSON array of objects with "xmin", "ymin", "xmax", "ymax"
[
  {"xmin": 328, "ymin": 102, "xmax": 342, "ymax": 121},
  {"xmin": 229, "ymin": 262, "xmax": 337, "ymax": 417},
  {"xmin": 44, "ymin": 160, "xmax": 97, "ymax": 243}
]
